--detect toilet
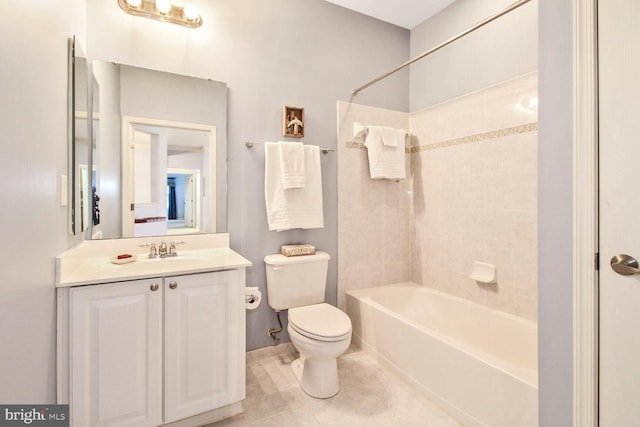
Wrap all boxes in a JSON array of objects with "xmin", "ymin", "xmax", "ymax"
[{"xmin": 264, "ymin": 251, "xmax": 352, "ymax": 398}]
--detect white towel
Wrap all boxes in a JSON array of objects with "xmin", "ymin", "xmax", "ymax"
[
  {"xmin": 365, "ymin": 125, "xmax": 406, "ymax": 147},
  {"xmin": 265, "ymin": 143, "xmax": 324, "ymax": 231},
  {"xmin": 364, "ymin": 126, "xmax": 406, "ymax": 180},
  {"xmin": 366, "ymin": 125, "xmax": 384, "ymax": 146},
  {"xmin": 381, "ymin": 126, "xmax": 407, "ymax": 148},
  {"xmin": 278, "ymin": 141, "xmax": 306, "ymax": 189}
]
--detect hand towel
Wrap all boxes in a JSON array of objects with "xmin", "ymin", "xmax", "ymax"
[
  {"xmin": 278, "ymin": 141, "xmax": 306, "ymax": 189},
  {"xmin": 364, "ymin": 126, "xmax": 406, "ymax": 180},
  {"xmin": 265, "ymin": 143, "xmax": 324, "ymax": 231},
  {"xmin": 366, "ymin": 125, "xmax": 407, "ymax": 147},
  {"xmin": 381, "ymin": 126, "xmax": 407, "ymax": 148},
  {"xmin": 366, "ymin": 125, "xmax": 384, "ymax": 146}
]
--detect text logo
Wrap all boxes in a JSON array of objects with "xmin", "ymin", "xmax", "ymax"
[{"xmin": 0, "ymin": 405, "xmax": 68, "ymax": 426}]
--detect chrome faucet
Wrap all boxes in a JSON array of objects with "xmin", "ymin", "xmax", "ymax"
[
  {"xmin": 140, "ymin": 241, "xmax": 183, "ymax": 258},
  {"xmin": 158, "ymin": 242, "xmax": 168, "ymax": 257},
  {"xmin": 140, "ymin": 243, "xmax": 159, "ymax": 258},
  {"xmin": 149, "ymin": 243, "xmax": 158, "ymax": 258},
  {"xmin": 167, "ymin": 241, "xmax": 184, "ymax": 257}
]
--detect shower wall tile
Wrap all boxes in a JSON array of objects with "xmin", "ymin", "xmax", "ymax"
[
  {"xmin": 410, "ymin": 72, "xmax": 538, "ymax": 321},
  {"xmin": 337, "ymin": 72, "xmax": 537, "ymax": 321},
  {"xmin": 336, "ymin": 101, "xmax": 411, "ymax": 310}
]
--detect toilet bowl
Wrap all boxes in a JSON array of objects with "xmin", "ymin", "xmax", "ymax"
[
  {"xmin": 287, "ymin": 303, "xmax": 352, "ymax": 398},
  {"xmin": 264, "ymin": 251, "xmax": 352, "ymax": 398}
]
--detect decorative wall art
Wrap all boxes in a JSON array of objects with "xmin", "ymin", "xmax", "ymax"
[{"xmin": 283, "ymin": 105, "xmax": 304, "ymax": 137}]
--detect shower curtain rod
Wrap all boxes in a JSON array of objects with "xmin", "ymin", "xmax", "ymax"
[{"xmin": 351, "ymin": 0, "xmax": 532, "ymax": 96}]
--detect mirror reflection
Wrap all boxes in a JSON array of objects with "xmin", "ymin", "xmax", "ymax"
[
  {"xmin": 122, "ymin": 119, "xmax": 216, "ymax": 238},
  {"xmin": 69, "ymin": 37, "xmax": 91, "ymax": 236},
  {"xmin": 89, "ymin": 61, "xmax": 228, "ymax": 239}
]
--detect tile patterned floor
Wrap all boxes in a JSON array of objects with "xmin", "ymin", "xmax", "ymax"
[{"xmin": 207, "ymin": 344, "xmax": 461, "ymax": 427}]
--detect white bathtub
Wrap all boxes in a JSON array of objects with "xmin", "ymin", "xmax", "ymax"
[{"xmin": 345, "ymin": 282, "xmax": 538, "ymax": 427}]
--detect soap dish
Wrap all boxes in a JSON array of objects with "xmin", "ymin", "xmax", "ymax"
[
  {"xmin": 110, "ymin": 254, "xmax": 136, "ymax": 265},
  {"xmin": 469, "ymin": 261, "xmax": 497, "ymax": 284}
]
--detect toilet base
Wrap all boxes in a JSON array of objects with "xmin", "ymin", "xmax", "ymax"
[{"xmin": 291, "ymin": 357, "xmax": 339, "ymax": 399}]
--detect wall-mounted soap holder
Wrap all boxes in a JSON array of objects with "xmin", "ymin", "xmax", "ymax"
[{"xmin": 469, "ymin": 261, "xmax": 497, "ymax": 284}]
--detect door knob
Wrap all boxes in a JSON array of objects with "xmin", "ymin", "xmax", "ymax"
[
  {"xmin": 169, "ymin": 281, "xmax": 178, "ymax": 289},
  {"xmin": 610, "ymin": 254, "xmax": 640, "ymax": 275}
]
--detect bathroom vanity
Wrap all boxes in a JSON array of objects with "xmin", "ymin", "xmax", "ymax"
[{"xmin": 56, "ymin": 233, "xmax": 251, "ymax": 427}]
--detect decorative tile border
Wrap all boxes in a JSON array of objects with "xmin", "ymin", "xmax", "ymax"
[
  {"xmin": 410, "ymin": 122, "xmax": 538, "ymax": 153},
  {"xmin": 345, "ymin": 122, "xmax": 538, "ymax": 154}
]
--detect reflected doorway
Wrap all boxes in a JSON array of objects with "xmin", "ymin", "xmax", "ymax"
[
  {"xmin": 167, "ymin": 168, "xmax": 201, "ymax": 235},
  {"xmin": 121, "ymin": 116, "xmax": 216, "ymax": 238}
]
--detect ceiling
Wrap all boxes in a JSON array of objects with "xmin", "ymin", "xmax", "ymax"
[{"xmin": 323, "ymin": 0, "xmax": 457, "ymax": 29}]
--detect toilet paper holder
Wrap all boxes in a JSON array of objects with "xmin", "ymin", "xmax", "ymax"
[{"xmin": 245, "ymin": 286, "xmax": 262, "ymax": 310}]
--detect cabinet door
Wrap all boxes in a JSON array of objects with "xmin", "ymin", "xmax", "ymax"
[
  {"xmin": 70, "ymin": 279, "xmax": 163, "ymax": 427},
  {"xmin": 164, "ymin": 270, "xmax": 241, "ymax": 423}
]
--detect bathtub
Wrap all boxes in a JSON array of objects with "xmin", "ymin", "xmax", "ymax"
[{"xmin": 345, "ymin": 282, "xmax": 538, "ymax": 427}]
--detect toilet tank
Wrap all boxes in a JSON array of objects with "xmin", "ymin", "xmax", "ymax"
[{"xmin": 264, "ymin": 251, "xmax": 330, "ymax": 311}]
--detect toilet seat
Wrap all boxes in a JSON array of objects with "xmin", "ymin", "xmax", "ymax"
[{"xmin": 288, "ymin": 303, "xmax": 351, "ymax": 342}]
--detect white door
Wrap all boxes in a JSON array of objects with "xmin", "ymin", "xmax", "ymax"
[
  {"xmin": 184, "ymin": 174, "xmax": 194, "ymax": 227},
  {"xmin": 164, "ymin": 270, "xmax": 242, "ymax": 423},
  {"xmin": 598, "ymin": 0, "xmax": 640, "ymax": 424},
  {"xmin": 70, "ymin": 279, "xmax": 163, "ymax": 427}
]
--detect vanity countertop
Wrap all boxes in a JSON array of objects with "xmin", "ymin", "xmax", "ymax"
[{"xmin": 56, "ymin": 233, "xmax": 252, "ymax": 287}]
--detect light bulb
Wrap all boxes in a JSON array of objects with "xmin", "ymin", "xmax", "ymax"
[
  {"xmin": 155, "ymin": 0, "xmax": 172, "ymax": 14},
  {"xmin": 126, "ymin": 0, "xmax": 142, "ymax": 7},
  {"xmin": 183, "ymin": 3, "xmax": 199, "ymax": 21}
]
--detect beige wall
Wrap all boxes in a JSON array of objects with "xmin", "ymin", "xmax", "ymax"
[
  {"xmin": 338, "ymin": 72, "xmax": 538, "ymax": 320},
  {"xmin": 411, "ymin": 72, "xmax": 538, "ymax": 320},
  {"xmin": 336, "ymin": 101, "xmax": 411, "ymax": 309}
]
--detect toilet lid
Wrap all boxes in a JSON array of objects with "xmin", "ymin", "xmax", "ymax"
[{"xmin": 288, "ymin": 303, "xmax": 352, "ymax": 342}]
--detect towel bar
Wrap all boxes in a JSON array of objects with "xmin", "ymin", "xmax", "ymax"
[{"xmin": 245, "ymin": 141, "xmax": 334, "ymax": 154}]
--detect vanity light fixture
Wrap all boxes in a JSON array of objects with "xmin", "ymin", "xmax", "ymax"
[
  {"xmin": 155, "ymin": 0, "xmax": 172, "ymax": 14},
  {"xmin": 183, "ymin": 3, "xmax": 199, "ymax": 21},
  {"xmin": 117, "ymin": 0, "xmax": 202, "ymax": 29}
]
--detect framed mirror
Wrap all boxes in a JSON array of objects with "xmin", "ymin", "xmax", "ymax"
[
  {"xmin": 90, "ymin": 61, "xmax": 228, "ymax": 239},
  {"xmin": 68, "ymin": 36, "xmax": 92, "ymax": 236}
]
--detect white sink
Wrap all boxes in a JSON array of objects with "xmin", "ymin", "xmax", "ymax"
[{"xmin": 56, "ymin": 234, "xmax": 252, "ymax": 287}]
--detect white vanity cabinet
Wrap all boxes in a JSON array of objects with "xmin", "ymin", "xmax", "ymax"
[
  {"xmin": 59, "ymin": 269, "xmax": 247, "ymax": 427},
  {"xmin": 56, "ymin": 234, "xmax": 251, "ymax": 426},
  {"xmin": 69, "ymin": 278, "xmax": 164, "ymax": 427},
  {"xmin": 163, "ymin": 270, "xmax": 242, "ymax": 423}
]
